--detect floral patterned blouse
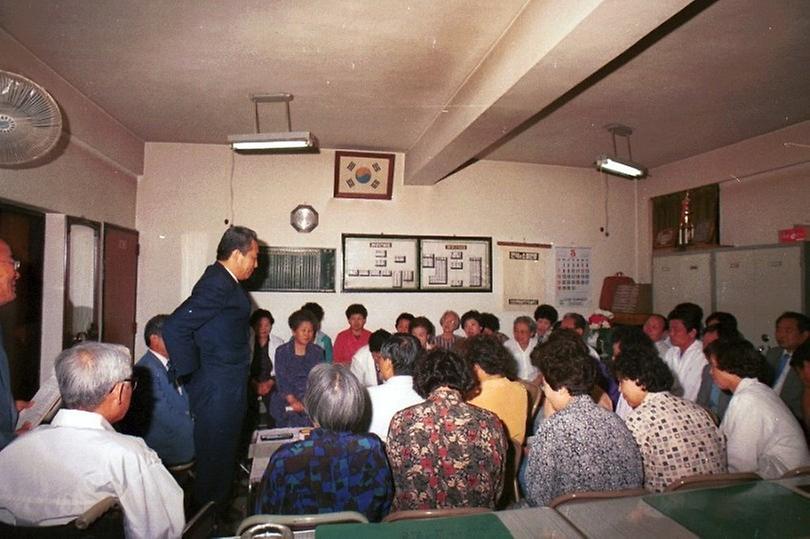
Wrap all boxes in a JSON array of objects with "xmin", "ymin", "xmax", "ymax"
[
  {"xmin": 625, "ymin": 391, "xmax": 727, "ymax": 492},
  {"xmin": 386, "ymin": 387, "xmax": 507, "ymax": 510},
  {"xmin": 524, "ymin": 395, "xmax": 643, "ymax": 506}
]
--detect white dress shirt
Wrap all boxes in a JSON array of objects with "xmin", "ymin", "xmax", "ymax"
[
  {"xmin": 367, "ymin": 375, "xmax": 423, "ymax": 442},
  {"xmin": 0, "ymin": 409, "xmax": 185, "ymax": 538},
  {"xmin": 505, "ymin": 336, "xmax": 538, "ymax": 381},
  {"xmin": 350, "ymin": 344, "xmax": 379, "ymax": 387},
  {"xmin": 722, "ymin": 377, "xmax": 810, "ymax": 479},
  {"xmin": 654, "ymin": 337, "xmax": 672, "ymax": 359},
  {"xmin": 663, "ymin": 339, "xmax": 706, "ymax": 402}
]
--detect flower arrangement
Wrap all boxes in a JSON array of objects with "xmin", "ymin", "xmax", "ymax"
[{"xmin": 588, "ymin": 309, "xmax": 614, "ymax": 330}]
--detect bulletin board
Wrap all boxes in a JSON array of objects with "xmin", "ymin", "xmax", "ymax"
[
  {"xmin": 419, "ymin": 236, "xmax": 492, "ymax": 291},
  {"xmin": 342, "ymin": 234, "xmax": 492, "ymax": 292},
  {"xmin": 342, "ymin": 235, "xmax": 419, "ymax": 291}
]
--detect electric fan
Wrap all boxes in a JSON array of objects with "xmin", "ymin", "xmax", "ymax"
[{"xmin": 0, "ymin": 70, "xmax": 63, "ymax": 165}]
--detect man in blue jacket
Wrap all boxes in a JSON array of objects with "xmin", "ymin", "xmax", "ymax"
[
  {"xmin": 128, "ymin": 314, "xmax": 195, "ymax": 466},
  {"xmin": 163, "ymin": 226, "xmax": 258, "ymax": 511}
]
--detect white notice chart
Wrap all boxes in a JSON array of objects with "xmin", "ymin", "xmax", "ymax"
[
  {"xmin": 420, "ymin": 238, "xmax": 491, "ymax": 291},
  {"xmin": 344, "ymin": 236, "xmax": 419, "ymax": 290},
  {"xmin": 555, "ymin": 246, "xmax": 591, "ymax": 307},
  {"xmin": 499, "ymin": 243, "xmax": 551, "ymax": 311}
]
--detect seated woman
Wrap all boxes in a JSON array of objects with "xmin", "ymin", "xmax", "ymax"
[
  {"xmin": 707, "ymin": 338, "xmax": 810, "ymax": 478},
  {"xmin": 466, "ymin": 335, "xmax": 528, "ymax": 445},
  {"xmin": 609, "ymin": 326, "xmax": 657, "ymax": 420},
  {"xmin": 269, "ymin": 309, "xmax": 324, "ymax": 427},
  {"xmin": 258, "ymin": 364, "xmax": 393, "ymax": 521},
  {"xmin": 386, "ymin": 348, "xmax": 507, "ymax": 510},
  {"xmin": 614, "ymin": 344, "xmax": 727, "ymax": 492},
  {"xmin": 524, "ymin": 332, "xmax": 642, "ymax": 506},
  {"xmin": 410, "ymin": 316, "xmax": 436, "ymax": 350},
  {"xmin": 301, "ymin": 302, "xmax": 333, "ymax": 364}
]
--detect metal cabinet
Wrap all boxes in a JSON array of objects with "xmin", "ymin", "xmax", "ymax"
[{"xmin": 653, "ymin": 242, "xmax": 808, "ymax": 343}]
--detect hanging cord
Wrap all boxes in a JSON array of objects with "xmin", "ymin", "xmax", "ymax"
[
  {"xmin": 226, "ymin": 150, "xmax": 236, "ymax": 225},
  {"xmin": 600, "ymin": 170, "xmax": 610, "ymax": 237}
]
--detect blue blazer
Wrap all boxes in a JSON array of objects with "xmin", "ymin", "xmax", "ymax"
[
  {"xmin": 131, "ymin": 351, "xmax": 195, "ymax": 466},
  {"xmin": 0, "ymin": 330, "xmax": 18, "ymax": 450}
]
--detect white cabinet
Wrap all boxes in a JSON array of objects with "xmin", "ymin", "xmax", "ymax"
[
  {"xmin": 652, "ymin": 251, "xmax": 713, "ymax": 317},
  {"xmin": 653, "ymin": 242, "xmax": 808, "ymax": 344},
  {"xmin": 715, "ymin": 244, "xmax": 805, "ymax": 343}
]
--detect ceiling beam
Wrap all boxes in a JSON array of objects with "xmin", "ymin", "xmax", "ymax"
[{"xmin": 404, "ymin": 0, "xmax": 695, "ymax": 185}]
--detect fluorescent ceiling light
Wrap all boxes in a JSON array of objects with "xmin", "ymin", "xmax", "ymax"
[
  {"xmin": 595, "ymin": 155, "xmax": 647, "ymax": 179},
  {"xmin": 228, "ymin": 93, "xmax": 318, "ymax": 152},
  {"xmin": 229, "ymin": 132, "xmax": 317, "ymax": 151}
]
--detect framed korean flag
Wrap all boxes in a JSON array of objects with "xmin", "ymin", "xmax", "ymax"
[{"xmin": 334, "ymin": 151, "xmax": 395, "ymax": 200}]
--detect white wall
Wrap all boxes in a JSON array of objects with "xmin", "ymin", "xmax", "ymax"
[
  {"xmin": 135, "ymin": 143, "xmax": 639, "ymax": 357},
  {"xmin": 638, "ymin": 120, "xmax": 810, "ymax": 282}
]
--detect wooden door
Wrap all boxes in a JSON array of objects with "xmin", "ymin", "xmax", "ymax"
[{"xmin": 102, "ymin": 225, "xmax": 138, "ymax": 355}]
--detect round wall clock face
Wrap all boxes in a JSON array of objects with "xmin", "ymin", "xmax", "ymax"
[
  {"xmin": 291, "ymin": 204, "xmax": 318, "ymax": 233},
  {"xmin": 334, "ymin": 151, "xmax": 395, "ymax": 200}
]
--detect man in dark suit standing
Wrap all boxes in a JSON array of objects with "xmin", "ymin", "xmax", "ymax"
[
  {"xmin": 163, "ymin": 226, "xmax": 259, "ymax": 511},
  {"xmin": 126, "ymin": 314, "xmax": 195, "ymax": 466}
]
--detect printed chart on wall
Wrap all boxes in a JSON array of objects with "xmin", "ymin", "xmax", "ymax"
[
  {"xmin": 343, "ymin": 235, "xmax": 418, "ymax": 291},
  {"xmin": 420, "ymin": 237, "xmax": 492, "ymax": 291},
  {"xmin": 555, "ymin": 246, "xmax": 591, "ymax": 307},
  {"xmin": 498, "ymin": 242, "xmax": 551, "ymax": 311}
]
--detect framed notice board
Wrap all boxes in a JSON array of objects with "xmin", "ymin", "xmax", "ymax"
[
  {"xmin": 419, "ymin": 236, "xmax": 492, "ymax": 291},
  {"xmin": 343, "ymin": 235, "xmax": 419, "ymax": 291},
  {"xmin": 244, "ymin": 246, "xmax": 336, "ymax": 292},
  {"xmin": 342, "ymin": 234, "xmax": 492, "ymax": 292}
]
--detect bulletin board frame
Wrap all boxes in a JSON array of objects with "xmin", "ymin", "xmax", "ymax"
[
  {"xmin": 341, "ymin": 234, "xmax": 492, "ymax": 293},
  {"xmin": 342, "ymin": 234, "xmax": 420, "ymax": 292}
]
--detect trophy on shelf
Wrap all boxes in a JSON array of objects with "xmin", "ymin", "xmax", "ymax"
[{"xmin": 677, "ymin": 190, "xmax": 695, "ymax": 249}]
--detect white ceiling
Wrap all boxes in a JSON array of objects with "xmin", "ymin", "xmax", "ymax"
[{"xmin": 1, "ymin": 0, "xmax": 809, "ymax": 183}]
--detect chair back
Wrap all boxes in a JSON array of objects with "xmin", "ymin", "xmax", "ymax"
[
  {"xmin": 0, "ymin": 496, "xmax": 124, "ymax": 538},
  {"xmin": 519, "ymin": 381, "xmax": 542, "ymax": 427},
  {"xmin": 496, "ymin": 438, "xmax": 523, "ymax": 509},
  {"xmin": 382, "ymin": 507, "xmax": 491, "ymax": 523},
  {"xmin": 780, "ymin": 465, "xmax": 810, "ymax": 478},
  {"xmin": 237, "ymin": 511, "xmax": 368, "ymax": 536},
  {"xmin": 549, "ymin": 488, "xmax": 647, "ymax": 509},
  {"xmin": 664, "ymin": 472, "xmax": 761, "ymax": 492}
]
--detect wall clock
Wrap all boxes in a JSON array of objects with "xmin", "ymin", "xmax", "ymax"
[
  {"xmin": 333, "ymin": 150, "xmax": 394, "ymax": 200},
  {"xmin": 290, "ymin": 204, "xmax": 319, "ymax": 233}
]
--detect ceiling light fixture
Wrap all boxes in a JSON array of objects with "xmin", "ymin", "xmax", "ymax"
[
  {"xmin": 228, "ymin": 93, "xmax": 318, "ymax": 152},
  {"xmin": 595, "ymin": 124, "xmax": 647, "ymax": 179}
]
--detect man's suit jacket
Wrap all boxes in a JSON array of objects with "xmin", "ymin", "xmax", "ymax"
[
  {"xmin": 162, "ymin": 261, "xmax": 251, "ymax": 505},
  {"xmin": 695, "ymin": 363, "xmax": 731, "ymax": 423},
  {"xmin": 130, "ymin": 351, "xmax": 195, "ymax": 466},
  {"xmin": 0, "ymin": 329, "xmax": 18, "ymax": 450},
  {"xmin": 766, "ymin": 346, "xmax": 804, "ymax": 421}
]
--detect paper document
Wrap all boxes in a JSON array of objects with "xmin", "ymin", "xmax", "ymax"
[{"xmin": 16, "ymin": 374, "xmax": 62, "ymax": 430}]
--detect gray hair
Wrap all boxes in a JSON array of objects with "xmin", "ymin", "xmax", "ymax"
[
  {"xmin": 439, "ymin": 310, "xmax": 460, "ymax": 329},
  {"xmin": 55, "ymin": 342, "xmax": 132, "ymax": 410},
  {"xmin": 303, "ymin": 364, "xmax": 369, "ymax": 433},
  {"xmin": 514, "ymin": 315, "xmax": 536, "ymax": 334}
]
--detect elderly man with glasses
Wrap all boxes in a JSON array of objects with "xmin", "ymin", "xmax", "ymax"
[
  {"xmin": 0, "ymin": 238, "xmax": 26, "ymax": 450},
  {"xmin": 0, "ymin": 342, "xmax": 184, "ymax": 538}
]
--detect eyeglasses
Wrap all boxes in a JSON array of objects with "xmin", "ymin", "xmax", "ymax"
[
  {"xmin": 2, "ymin": 258, "xmax": 20, "ymax": 272},
  {"xmin": 109, "ymin": 377, "xmax": 138, "ymax": 393}
]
